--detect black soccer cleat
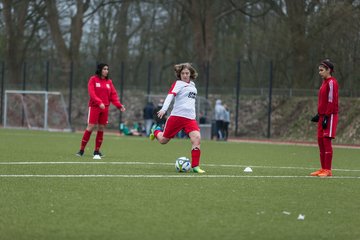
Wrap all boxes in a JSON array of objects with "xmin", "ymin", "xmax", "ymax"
[{"xmin": 76, "ymin": 150, "xmax": 84, "ymax": 157}]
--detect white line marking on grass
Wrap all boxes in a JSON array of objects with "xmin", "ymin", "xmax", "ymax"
[
  {"xmin": 1, "ymin": 174, "xmax": 360, "ymax": 179},
  {"xmin": 228, "ymin": 139, "xmax": 360, "ymax": 149},
  {"xmin": 204, "ymin": 164, "xmax": 360, "ymax": 172},
  {"xmin": 0, "ymin": 161, "xmax": 164, "ymax": 165},
  {"xmin": 1, "ymin": 161, "xmax": 359, "ymax": 172}
]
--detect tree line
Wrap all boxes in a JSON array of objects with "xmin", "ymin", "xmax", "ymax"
[{"xmin": 1, "ymin": 0, "xmax": 359, "ymax": 93}]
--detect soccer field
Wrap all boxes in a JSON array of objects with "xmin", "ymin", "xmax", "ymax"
[{"xmin": 0, "ymin": 128, "xmax": 359, "ymax": 240}]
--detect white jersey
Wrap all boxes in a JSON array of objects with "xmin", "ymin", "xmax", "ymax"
[{"xmin": 162, "ymin": 80, "xmax": 197, "ymax": 119}]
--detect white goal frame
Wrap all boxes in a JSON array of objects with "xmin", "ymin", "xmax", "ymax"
[{"xmin": 3, "ymin": 90, "xmax": 72, "ymax": 131}]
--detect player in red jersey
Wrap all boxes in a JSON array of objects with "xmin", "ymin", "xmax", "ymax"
[
  {"xmin": 310, "ymin": 59, "xmax": 339, "ymax": 177},
  {"xmin": 76, "ymin": 63, "xmax": 126, "ymax": 159},
  {"xmin": 149, "ymin": 63, "xmax": 205, "ymax": 173}
]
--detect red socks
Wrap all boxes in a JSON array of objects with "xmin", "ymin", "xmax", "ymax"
[
  {"xmin": 317, "ymin": 137, "xmax": 325, "ymax": 169},
  {"xmin": 80, "ymin": 130, "xmax": 92, "ymax": 151},
  {"xmin": 95, "ymin": 131, "xmax": 104, "ymax": 151},
  {"xmin": 323, "ymin": 137, "xmax": 333, "ymax": 170},
  {"xmin": 318, "ymin": 137, "xmax": 333, "ymax": 170},
  {"xmin": 154, "ymin": 129, "xmax": 161, "ymax": 138},
  {"xmin": 80, "ymin": 130, "xmax": 104, "ymax": 152},
  {"xmin": 191, "ymin": 147, "xmax": 201, "ymax": 168}
]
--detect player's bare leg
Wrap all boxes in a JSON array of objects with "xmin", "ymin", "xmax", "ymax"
[
  {"xmin": 152, "ymin": 129, "xmax": 170, "ymax": 144},
  {"xmin": 149, "ymin": 125, "xmax": 170, "ymax": 144}
]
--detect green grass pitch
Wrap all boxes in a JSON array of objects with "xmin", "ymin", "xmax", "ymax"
[{"xmin": 0, "ymin": 128, "xmax": 359, "ymax": 240}]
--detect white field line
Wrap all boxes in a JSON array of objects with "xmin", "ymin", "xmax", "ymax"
[
  {"xmin": 227, "ymin": 139, "xmax": 360, "ymax": 149},
  {"xmin": 0, "ymin": 161, "xmax": 359, "ymax": 172},
  {"xmin": 1, "ymin": 174, "xmax": 360, "ymax": 179}
]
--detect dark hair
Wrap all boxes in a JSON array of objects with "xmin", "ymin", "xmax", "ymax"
[
  {"xmin": 319, "ymin": 59, "xmax": 334, "ymax": 73},
  {"xmin": 95, "ymin": 63, "xmax": 109, "ymax": 79}
]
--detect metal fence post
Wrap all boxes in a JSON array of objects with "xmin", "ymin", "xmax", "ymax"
[
  {"xmin": 21, "ymin": 62, "xmax": 27, "ymax": 127},
  {"xmin": 68, "ymin": 62, "xmax": 73, "ymax": 130},
  {"xmin": 0, "ymin": 62, "xmax": 4, "ymax": 125},
  {"xmin": 235, "ymin": 60, "xmax": 241, "ymax": 136},
  {"xmin": 45, "ymin": 60, "xmax": 50, "ymax": 91},
  {"xmin": 267, "ymin": 60, "xmax": 273, "ymax": 139},
  {"xmin": 204, "ymin": 61, "xmax": 210, "ymax": 100},
  {"xmin": 119, "ymin": 61, "xmax": 125, "ymax": 126},
  {"xmin": 146, "ymin": 61, "xmax": 152, "ymax": 102}
]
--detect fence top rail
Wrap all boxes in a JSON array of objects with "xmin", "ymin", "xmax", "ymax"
[{"xmin": 5, "ymin": 90, "xmax": 62, "ymax": 95}]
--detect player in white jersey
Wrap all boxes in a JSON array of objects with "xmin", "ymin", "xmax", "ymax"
[{"xmin": 149, "ymin": 63, "xmax": 205, "ymax": 173}]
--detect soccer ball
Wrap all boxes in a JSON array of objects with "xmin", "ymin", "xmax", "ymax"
[{"xmin": 175, "ymin": 157, "xmax": 191, "ymax": 172}]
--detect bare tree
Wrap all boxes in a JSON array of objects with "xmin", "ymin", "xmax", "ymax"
[
  {"xmin": 2, "ymin": 0, "xmax": 360, "ymax": 93},
  {"xmin": 173, "ymin": 0, "xmax": 270, "ymax": 86},
  {"xmin": 113, "ymin": 0, "xmax": 131, "ymax": 64},
  {"xmin": 41, "ymin": 0, "xmax": 92, "ymax": 84},
  {"xmin": 263, "ymin": 0, "xmax": 334, "ymax": 88},
  {"xmin": 1, "ymin": 0, "xmax": 43, "ymax": 85}
]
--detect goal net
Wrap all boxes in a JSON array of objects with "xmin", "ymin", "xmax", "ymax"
[{"xmin": 3, "ymin": 90, "xmax": 71, "ymax": 131}]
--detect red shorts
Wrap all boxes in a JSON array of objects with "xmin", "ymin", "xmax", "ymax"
[
  {"xmin": 88, "ymin": 106, "xmax": 109, "ymax": 125},
  {"xmin": 318, "ymin": 114, "xmax": 338, "ymax": 139},
  {"xmin": 163, "ymin": 116, "xmax": 200, "ymax": 139}
]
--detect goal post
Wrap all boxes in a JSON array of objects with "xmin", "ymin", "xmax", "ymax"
[{"xmin": 3, "ymin": 90, "xmax": 72, "ymax": 132}]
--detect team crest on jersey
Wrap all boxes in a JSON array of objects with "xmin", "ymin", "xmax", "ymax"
[
  {"xmin": 106, "ymin": 84, "xmax": 110, "ymax": 88},
  {"xmin": 96, "ymin": 83, "xmax": 101, "ymax": 87}
]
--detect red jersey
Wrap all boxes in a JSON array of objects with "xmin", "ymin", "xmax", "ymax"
[
  {"xmin": 87, "ymin": 75, "xmax": 123, "ymax": 109},
  {"xmin": 318, "ymin": 76, "xmax": 339, "ymax": 116}
]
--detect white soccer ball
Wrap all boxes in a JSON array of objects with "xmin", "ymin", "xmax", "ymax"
[{"xmin": 175, "ymin": 157, "xmax": 191, "ymax": 172}]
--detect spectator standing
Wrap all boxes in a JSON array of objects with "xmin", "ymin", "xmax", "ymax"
[
  {"xmin": 143, "ymin": 101, "xmax": 155, "ymax": 136},
  {"xmin": 153, "ymin": 98, "xmax": 166, "ymax": 128},
  {"xmin": 214, "ymin": 99, "xmax": 226, "ymax": 140},
  {"xmin": 223, "ymin": 104, "xmax": 230, "ymax": 141},
  {"xmin": 199, "ymin": 111, "xmax": 207, "ymax": 124}
]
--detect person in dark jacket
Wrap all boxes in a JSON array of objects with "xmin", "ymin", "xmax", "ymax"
[{"xmin": 143, "ymin": 101, "xmax": 155, "ymax": 136}]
